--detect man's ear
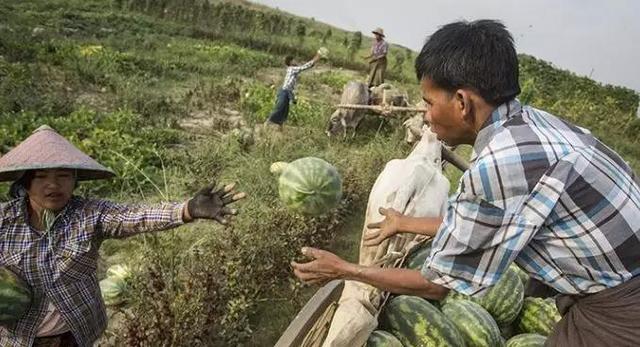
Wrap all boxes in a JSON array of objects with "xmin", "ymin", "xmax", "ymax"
[{"xmin": 455, "ymin": 89, "xmax": 475, "ymax": 127}]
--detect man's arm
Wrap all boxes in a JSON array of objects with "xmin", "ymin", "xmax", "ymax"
[
  {"xmin": 346, "ymin": 263, "xmax": 449, "ymax": 299},
  {"xmin": 292, "ymin": 247, "xmax": 449, "ymax": 300},
  {"xmin": 363, "ymin": 207, "xmax": 443, "ymax": 246},
  {"xmin": 290, "ymin": 53, "xmax": 321, "ymax": 73}
]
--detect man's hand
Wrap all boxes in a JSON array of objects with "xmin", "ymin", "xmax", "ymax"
[
  {"xmin": 364, "ymin": 207, "xmax": 403, "ymax": 246},
  {"xmin": 186, "ymin": 182, "xmax": 246, "ymax": 224},
  {"xmin": 291, "ymin": 247, "xmax": 354, "ymax": 285}
]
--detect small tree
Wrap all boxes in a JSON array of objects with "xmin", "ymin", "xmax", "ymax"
[
  {"xmin": 295, "ymin": 23, "xmax": 306, "ymax": 43},
  {"xmin": 348, "ymin": 31, "xmax": 362, "ymax": 59},
  {"xmin": 393, "ymin": 50, "xmax": 405, "ymax": 73},
  {"xmin": 322, "ymin": 28, "xmax": 332, "ymax": 44}
]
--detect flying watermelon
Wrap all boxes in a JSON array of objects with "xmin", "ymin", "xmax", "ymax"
[{"xmin": 270, "ymin": 157, "xmax": 342, "ymax": 216}]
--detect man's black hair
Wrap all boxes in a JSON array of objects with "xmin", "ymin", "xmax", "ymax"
[
  {"xmin": 415, "ymin": 19, "xmax": 520, "ymax": 105},
  {"xmin": 284, "ymin": 55, "xmax": 294, "ymax": 66}
]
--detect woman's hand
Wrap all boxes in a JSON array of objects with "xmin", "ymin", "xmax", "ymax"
[
  {"xmin": 363, "ymin": 207, "xmax": 403, "ymax": 246},
  {"xmin": 185, "ymin": 182, "xmax": 247, "ymax": 224}
]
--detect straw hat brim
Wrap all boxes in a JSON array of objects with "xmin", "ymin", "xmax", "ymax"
[{"xmin": 0, "ymin": 125, "xmax": 116, "ymax": 182}]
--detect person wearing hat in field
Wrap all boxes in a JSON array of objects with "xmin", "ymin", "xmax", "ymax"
[
  {"xmin": 0, "ymin": 125, "xmax": 246, "ymax": 347},
  {"xmin": 364, "ymin": 27, "xmax": 388, "ymax": 88}
]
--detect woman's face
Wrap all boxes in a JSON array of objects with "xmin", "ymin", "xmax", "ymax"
[{"xmin": 27, "ymin": 169, "xmax": 75, "ymax": 212}]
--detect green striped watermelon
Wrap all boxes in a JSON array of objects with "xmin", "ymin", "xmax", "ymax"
[
  {"xmin": 478, "ymin": 265, "xmax": 525, "ymax": 326},
  {"xmin": 516, "ymin": 297, "xmax": 561, "ymax": 336},
  {"xmin": 270, "ymin": 157, "xmax": 342, "ymax": 216},
  {"xmin": 439, "ymin": 264, "xmax": 523, "ymax": 326},
  {"xmin": 99, "ymin": 264, "xmax": 131, "ymax": 306},
  {"xmin": 0, "ymin": 267, "xmax": 32, "ymax": 324},
  {"xmin": 404, "ymin": 240, "xmax": 432, "ymax": 270},
  {"xmin": 366, "ymin": 330, "xmax": 403, "ymax": 347},
  {"xmin": 506, "ymin": 333, "xmax": 546, "ymax": 347},
  {"xmin": 512, "ymin": 265, "xmax": 530, "ymax": 288},
  {"xmin": 441, "ymin": 300, "xmax": 504, "ymax": 347},
  {"xmin": 100, "ymin": 277, "xmax": 127, "ymax": 306},
  {"xmin": 380, "ymin": 295, "xmax": 465, "ymax": 347},
  {"xmin": 440, "ymin": 289, "xmax": 470, "ymax": 307}
]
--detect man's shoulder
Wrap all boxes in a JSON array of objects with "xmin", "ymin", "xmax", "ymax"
[{"xmin": 490, "ymin": 106, "xmax": 591, "ymax": 155}]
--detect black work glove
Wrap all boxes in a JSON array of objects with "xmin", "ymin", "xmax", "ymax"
[{"xmin": 187, "ymin": 182, "xmax": 246, "ymax": 225}]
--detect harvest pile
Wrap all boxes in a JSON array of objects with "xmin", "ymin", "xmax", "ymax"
[{"xmin": 367, "ymin": 243, "xmax": 562, "ymax": 347}]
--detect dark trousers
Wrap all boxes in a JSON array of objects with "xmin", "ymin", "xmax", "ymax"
[{"xmin": 266, "ymin": 89, "xmax": 291, "ymax": 125}]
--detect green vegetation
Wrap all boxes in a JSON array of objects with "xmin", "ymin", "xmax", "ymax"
[{"xmin": 0, "ymin": 0, "xmax": 637, "ymax": 345}]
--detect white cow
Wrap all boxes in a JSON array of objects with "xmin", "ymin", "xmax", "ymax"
[{"xmin": 322, "ymin": 126, "xmax": 450, "ymax": 347}]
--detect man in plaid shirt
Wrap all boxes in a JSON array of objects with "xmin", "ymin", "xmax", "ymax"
[
  {"xmin": 264, "ymin": 51, "xmax": 321, "ymax": 128},
  {"xmin": 0, "ymin": 126, "xmax": 246, "ymax": 346},
  {"xmin": 292, "ymin": 20, "xmax": 640, "ymax": 346}
]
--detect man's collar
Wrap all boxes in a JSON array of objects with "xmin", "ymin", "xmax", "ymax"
[{"xmin": 470, "ymin": 99, "xmax": 522, "ymax": 162}]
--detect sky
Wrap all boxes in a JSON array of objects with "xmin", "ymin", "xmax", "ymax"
[{"xmin": 251, "ymin": 0, "xmax": 640, "ymax": 93}]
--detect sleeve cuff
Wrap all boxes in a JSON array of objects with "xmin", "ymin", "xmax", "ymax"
[{"xmin": 421, "ymin": 265, "xmax": 489, "ymax": 297}]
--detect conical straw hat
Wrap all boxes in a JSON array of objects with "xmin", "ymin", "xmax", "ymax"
[{"xmin": 0, "ymin": 125, "xmax": 115, "ymax": 182}]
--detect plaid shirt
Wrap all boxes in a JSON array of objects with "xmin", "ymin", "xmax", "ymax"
[
  {"xmin": 371, "ymin": 40, "xmax": 388, "ymax": 59},
  {"xmin": 422, "ymin": 99, "xmax": 640, "ymax": 296},
  {"xmin": 281, "ymin": 60, "xmax": 315, "ymax": 92},
  {"xmin": 0, "ymin": 196, "xmax": 184, "ymax": 346}
]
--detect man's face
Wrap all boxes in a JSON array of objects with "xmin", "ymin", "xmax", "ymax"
[
  {"xmin": 27, "ymin": 169, "xmax": 75, "ymax": 212},
  {"xmin": 420, "ymin": 78, "xmax": 476, "ymax": 146}
]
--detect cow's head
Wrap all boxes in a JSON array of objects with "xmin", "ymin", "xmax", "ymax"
[{"xmin": 325, "ymin": 109, "xmax": 345, "ymax": 137}]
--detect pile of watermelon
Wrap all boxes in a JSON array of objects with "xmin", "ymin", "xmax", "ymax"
[{"xmin": 367, "ymin": 243, "xmax": 562, "ymax": 347}]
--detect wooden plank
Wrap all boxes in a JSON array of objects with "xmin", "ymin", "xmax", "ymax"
[
  {"xmin": 274, "ymin": 280, "xmax": 345, "ymax": 347},
  {"xmin": 335, "ymin": 104, "xmax": 427, "ymax": 115},
  {"xmin": 442, "ymin": 147, "xmax": 469, "ymax": 172}
]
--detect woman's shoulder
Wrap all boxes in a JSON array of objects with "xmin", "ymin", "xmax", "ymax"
[{"xmin": 0, "ymin": 197, "xmax": 25, "ymax": 216}]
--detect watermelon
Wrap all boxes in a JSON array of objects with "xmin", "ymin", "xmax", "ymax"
[
  {"xmin": 100, "ymin": 277, "xmax": 127, "ymax": 306},
  {"xmin": 404, "ymin": 241, "xmax": 432, "ymax": 270},
  {"xmin": 512, "ymin": 265, "xmax": 530, "ymax": 288},
  {"xmin": 442, "ymin": 300, "xmax": 504, "ymax": 347},
  {"xmin": 440, "ymin": 289, "xmax": 470, "ymax": 307},
  {"xmin": 516, "ymin": 297, "xmax": 561, "ymax": 336},
  {"xmin": 270, "ymin": 157, "xmax": 342, "ymax": 216},
  {"xmin": 0, "ymin": 267, "xmax": 32, "ymax": 324},
  {"xmin": 106, "ymin": 264, "xmax": 131, "ymax": 281},
  {"xmin": 100, "ymin": 265, "xmax": 131, "ymax": 306},
  {"xmin": 439, "ymin": 264, "xmax": 524, "ymax": 326},
  {"xmin": 380, "ymin": 295, "xmax": 465, "ymax": 347},
  {"xmin": 477, "ymin": 265, "xmax": 525, "ymax": 326},
  {"xmin": 366, "ymin": 330, "xmax": 403, "ymax": 347},
  {"xmin": 506, "ymin": 333, "xmax": 546, "ymax": 347}
]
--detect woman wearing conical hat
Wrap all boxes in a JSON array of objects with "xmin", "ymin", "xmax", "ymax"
[
  {"xmin": 363, "ymin": 27, "xmax": 388, "ymax": 88},
  {"xmin": 0, "ymin": 125, "xmax": 245, "ymax": 347}
]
